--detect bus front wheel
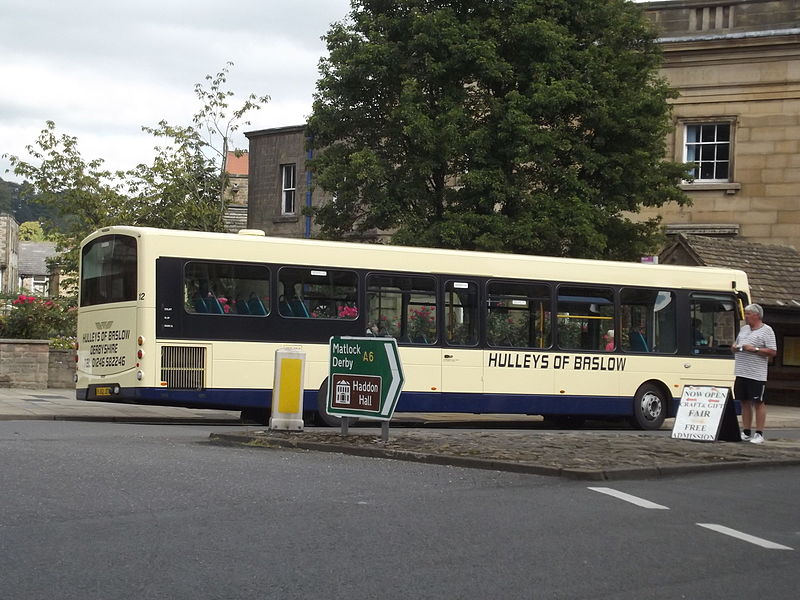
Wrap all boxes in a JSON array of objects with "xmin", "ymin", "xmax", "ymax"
[{"xmin": 630, "ymin": 383, "xmax": 667, "ymax": 430}]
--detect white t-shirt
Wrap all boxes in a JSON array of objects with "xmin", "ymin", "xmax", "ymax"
[{"xmin": 734, "ymin": 323, "xmax": 777, "ymax": 382}]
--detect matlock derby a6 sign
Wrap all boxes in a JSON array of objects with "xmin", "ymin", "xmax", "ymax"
[{"xmin": 327, "ymin": 337, "xmax": 405, "ymax": 421}]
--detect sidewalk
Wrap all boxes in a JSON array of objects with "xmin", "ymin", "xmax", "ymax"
[{"xmin": 0, "ymin": 387, "xmax": 242, "ymax": 423}]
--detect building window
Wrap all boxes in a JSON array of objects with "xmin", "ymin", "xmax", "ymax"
[
  {"xmin": 31, "ymin": 276, "xmax": 48, "ymax": 295},
  {"xmin": 281, "ymin": 164, "xmax": 296, "ymax": 215},
  {"xmin": 684, "ymin": 123, "xmax": 731, "ymax": 182}
]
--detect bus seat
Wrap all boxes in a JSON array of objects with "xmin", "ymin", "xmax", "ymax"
[
  {"xmin": 629, "ymin": 330, "xmax": 649, "ymax": 352},
  {"xmin": 278, "ymin": 296, "xmax": 292, "ymax": 316},
  {"xmin": 290, "ymin": 299, "xmax": 310, "ymax": 318},
  {"xmin": 206, "ymin": 296, "xmax": 224, "ymax": 314},
  {"xmin": 236, "ymin": 298, "xmax": 251, "ymax": 315},
  {"xmin": 248, "ymin": 296, "xmax": 267, "ymax": 316},
  {"xmin": 192, "ymin": 296, "xmax": 207, "ymax": 313}
]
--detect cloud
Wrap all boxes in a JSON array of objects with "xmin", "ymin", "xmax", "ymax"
[{"xmin": 0, "ymin": 0, "xmax": 351, "ymax": 181}]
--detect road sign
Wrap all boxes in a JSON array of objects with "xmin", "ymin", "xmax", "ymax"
[{"xmin": 327, "ymin": 336, "xmax": 405, "ymax": 421}]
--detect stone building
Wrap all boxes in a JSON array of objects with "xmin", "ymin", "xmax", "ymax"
[
  {"xmin": 0, "ymin": 214, "xmax": 19, "ymax": 294},
  {"xmin": 18, "ymin": 241, "xmax": 58, "ymax": 295},
  {"xmin": 245, "ymin": 125, "xmax": 317, "ymax": 238},
  {"xmin": 222, "ymin": 151, "xmax": 249, "ymax": 233},
  {"xmin": 640, "ymin": 0, "xmax": 800, "ymax": 249}
]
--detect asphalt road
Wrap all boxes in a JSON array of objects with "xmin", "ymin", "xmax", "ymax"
[{"xmin": 1, "ymin": 420, "xmax": 797, "ymax": 600}]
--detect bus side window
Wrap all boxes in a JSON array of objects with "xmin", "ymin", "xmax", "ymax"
[{"xmin": 620, "ymin": 289, "xmax": 676, "ymax": 354}]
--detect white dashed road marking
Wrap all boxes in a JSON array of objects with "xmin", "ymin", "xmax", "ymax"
[
  {"xmin": 697, "ymin": 523, "xmax": 794, "ymax": 550},
  {"xmin": 587, "ymin": 487, "xmax": 670, "ymax": 510}
]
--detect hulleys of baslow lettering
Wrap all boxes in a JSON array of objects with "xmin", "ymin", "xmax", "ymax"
[{"xmin": 671, "ymin": 386, "xmax": 741, "ymax": 442}]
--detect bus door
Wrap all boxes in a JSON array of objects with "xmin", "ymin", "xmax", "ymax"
[
  {"xmin": 441, "ymin": 280, "xmax": 483, "ymax": 397},
  {"xmin": 682, "ymin": 292, "xmax": 740, "ymax": 385},
  {"xmin": 482, "ymin": 281, "xmax": 555, "ymax": 413},
  {"xmin": 553, "ymin": 287, "xmax": 619, "ymax": 411}
]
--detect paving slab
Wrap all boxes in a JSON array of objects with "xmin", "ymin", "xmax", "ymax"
[
  {"xmin": 209, "ymin": 427, "xmax": 800, "ymax": 481},
  {"xmin": 0, "ymin": 388, "xmax": 241, "ymax": 423}
]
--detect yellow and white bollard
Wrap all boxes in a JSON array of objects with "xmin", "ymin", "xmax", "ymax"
[{"xmin": 269, "ymin": 347, "xmax": 305, "ymax": 431}]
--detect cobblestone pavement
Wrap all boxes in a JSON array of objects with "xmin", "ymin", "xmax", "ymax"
[{"xmin": 210, "ymin": 427, "xmax": 800, "ymax": 481}]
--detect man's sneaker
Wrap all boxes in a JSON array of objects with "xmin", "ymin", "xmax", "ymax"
[
  {"xmin": 740, "ymin": 431, "xmax": 751, "ymax": 441},
  {"xmin": 750, "ymin": 432, "xmax": 765, "ymax": 444}
]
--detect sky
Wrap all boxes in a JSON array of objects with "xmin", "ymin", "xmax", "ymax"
[
  {"xmin": 0, "ymin": 0, "xmax": 352, "ymax": 183},
  {"xmin": 1, "ymin": 0, "xmax": 656, "ymax": 184}
]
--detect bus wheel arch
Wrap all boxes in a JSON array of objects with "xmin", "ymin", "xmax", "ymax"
[{"xmin": 630, "ymin": 381, "xmax": 670, "ymax": 430}]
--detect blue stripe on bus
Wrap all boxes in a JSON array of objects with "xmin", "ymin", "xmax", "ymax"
[{"xmin": 77, "ymin": 387, "xmax": 658, "ymax": 417}]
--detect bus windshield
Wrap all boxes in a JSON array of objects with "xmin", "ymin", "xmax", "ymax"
[{"xmin": 80, "ymin": 234, "xmax": 138, "ymax": 307}]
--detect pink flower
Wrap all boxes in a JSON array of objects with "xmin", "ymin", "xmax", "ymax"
[{"xmin": 338, "ymin": 305, "xmax": 358, "ymax": 319}]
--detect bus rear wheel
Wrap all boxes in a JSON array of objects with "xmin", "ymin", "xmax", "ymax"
[
  {"xmin": 240, "ymin": 408, "xmax": 269, "ymax": 425},
  {"xmin": 315, "ymin": 379, "xmax": 356, "ymax": 428},
  {"xmin": 630, "ymin": 383, "xmax": 667, "ymax": 430}
]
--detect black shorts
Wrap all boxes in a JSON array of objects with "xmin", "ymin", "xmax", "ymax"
[{"xmin": 734, "ymin": 376, "xmax": 767, "ymax": 404}]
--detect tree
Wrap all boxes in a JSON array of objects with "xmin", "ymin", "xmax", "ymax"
[
  {"xmin": 3, "ymin": 121, "xmax": 137, "ymax": 273},
  {"xmin": 3, "ymin": 63, "xmax": 269, "ymax": 273},
  {"xmin": 18, "ymin": 221, "xmax": 47, "ymax": 241},
  {"xmin": 307, "ymin": 0, "xmax": 689, "ymax": 260},
  {"xmin": 132, "ymin": 62, "xmax": 270, "ymax": 211}
]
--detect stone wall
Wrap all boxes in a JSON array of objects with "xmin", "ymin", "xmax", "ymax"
[
  {"xmin": 0, "ymin": 339, "xmax": 76, "ymax": 389},
  {"xmin": 48, "ymin": 348, "xmax": 77, "ymax": 389}
]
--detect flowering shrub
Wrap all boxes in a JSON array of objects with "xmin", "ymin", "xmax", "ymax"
[
  {"xmin": 407, "ymin": 305, "xmax": 436, "ymax": 342},
  {"xmin": 1, "ymin": 294, "xmax": 77, "ymax": 345},
  {"xmin": 337, "ymin": 305, "xmax": 358, "ymax": 319},
  {"xmin": 217, "ymin": 296, "xmax": 232, "ymax": 314}
]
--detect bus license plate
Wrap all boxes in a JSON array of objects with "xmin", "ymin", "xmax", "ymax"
[{"xmin": 94, "ymin": 386, "xmax": 113, "ymax": 397}]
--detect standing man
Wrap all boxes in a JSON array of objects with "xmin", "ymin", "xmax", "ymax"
[{"xmin": 732, "ymin": 304, "xmax": 777, "ymax": 444}]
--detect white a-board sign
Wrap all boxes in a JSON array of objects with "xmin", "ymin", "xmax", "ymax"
[{"xmin": 672, "ymin": 385, "xmax": 741, "ymax": 442}]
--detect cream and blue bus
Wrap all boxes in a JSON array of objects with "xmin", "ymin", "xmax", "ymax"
[{"xmin": 76, "ymin": 226, "xmax": 749, "ymax": 429}]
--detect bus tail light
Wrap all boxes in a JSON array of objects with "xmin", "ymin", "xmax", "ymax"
[
  {"xmin": 137, "ymin": 350, "xmax": 144, "ymax": 359},
  {"xmin": 136, "ymin": 371, "xmax": 144, "ymax": 381},
  {"xmin": 138, "ymin": 336, "xmax": 145, "ymax": 346}
]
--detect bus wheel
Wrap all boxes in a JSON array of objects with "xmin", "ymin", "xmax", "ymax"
[
  {"xmin": 315, "ymin": 379, "xmax": 356, "ymax": 428},
  {"xmin": 543, "ymin": 415, "xmax": 586, "ymax": 429},
  {"xmin": 630, "ymin": 384, "xmax": 667, "ymax": 430},
  {"xmin": 240, "ymin": 408, "xmax": 269, "ymax": 425}
]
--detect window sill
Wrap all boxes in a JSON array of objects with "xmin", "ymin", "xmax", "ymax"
[
  {"xmin": 680, "ymin": 182, "xmax": 741, "ymax": 194},
  {"xmin": 273, "ymin": 215, "xmax": 299, "ymax": 223}
]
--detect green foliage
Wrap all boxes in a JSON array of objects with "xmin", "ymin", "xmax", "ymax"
[
  {"xmin": 0, "ymin": 294, "xmax": 77, "ymax": 344},
  {"xmin": 308, "ymin": 0, "xmax": 691, "ymax": 260},
  {"xmin": 18, "ymin": 221, "xmax": 48, "ymax": 241},
  {"xmin": 0, "ymin": 176, "xmax": 66, "ymax": 226},
  {"xmin": 130, "ymin": 62, "xmax": 270, "ymax": 218}
]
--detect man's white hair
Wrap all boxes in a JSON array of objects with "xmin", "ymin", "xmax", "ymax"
[{"xmin": 745, "ymin": 303, "xmax": 764, "ymax": 318}]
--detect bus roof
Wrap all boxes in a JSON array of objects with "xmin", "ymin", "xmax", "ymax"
[{"xmin": 82, "ymin": 226, "xmax": 749, "ymax": 292}]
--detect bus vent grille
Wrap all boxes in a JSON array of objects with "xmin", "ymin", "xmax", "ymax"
[{"xmin": 161, "ymin": 346, "xmax": 206, "ymax": 390}]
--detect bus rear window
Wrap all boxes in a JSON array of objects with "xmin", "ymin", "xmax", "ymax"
[{"xmin": 80, "ymin": 235, "xmax": 138, "ymax": 307}]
